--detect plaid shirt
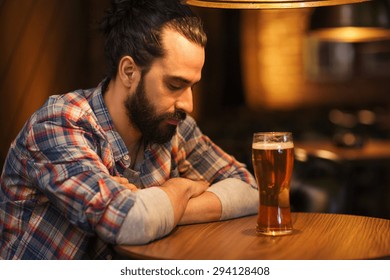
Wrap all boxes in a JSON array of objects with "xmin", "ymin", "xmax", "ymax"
[{"xmin": 0, "ymin": 82, "xmax": 256, "ymax": 259}]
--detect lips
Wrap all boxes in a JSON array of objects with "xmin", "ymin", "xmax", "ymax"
[
  {"xmin": 166, "ymin": 118, "xmax": 180, "ymax": 126},
  {"xmin": 165, "ymin": 110, "xmax": 186, "ymax": 126}
]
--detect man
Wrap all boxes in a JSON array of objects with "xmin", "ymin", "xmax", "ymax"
[{"xmin": 0, "ymin": 0, "xmax": 258, "ymax": 259}]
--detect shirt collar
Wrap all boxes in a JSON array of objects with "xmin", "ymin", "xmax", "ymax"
[{"xmin": 88, "ymin": 80, "xmax": 129, "ymax": 162}]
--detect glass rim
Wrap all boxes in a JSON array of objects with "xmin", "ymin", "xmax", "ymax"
[
  {"xmin": 253, "ymin": 132, "xmax": 292, "ymax": 136},
  {"xmin": 252, "ymin": 132, "xmax": 293, "ymax": 144}
]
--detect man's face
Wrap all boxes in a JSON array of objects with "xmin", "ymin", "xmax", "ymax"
[
  {"xmin": 125, "ymin": 28, "xmax": 205, "ymax": 144},
  {"xmin": 125, "ymin": 76, "xmax": 187, "ymax": 144}
]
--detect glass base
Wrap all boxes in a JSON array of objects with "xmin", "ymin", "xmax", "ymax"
[{"xmin": 256, "ymin": 228, "xmax": 293, "ymax": 236}]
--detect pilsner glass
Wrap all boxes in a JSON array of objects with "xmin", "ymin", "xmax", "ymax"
[{"xmin": 252, "ymin": 132, "xmax": 294, "ymax": 236}]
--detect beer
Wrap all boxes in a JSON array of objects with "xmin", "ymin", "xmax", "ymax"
[{"xmin": 252, "ymin": 134, "xmax": 294, "ymax": 236}]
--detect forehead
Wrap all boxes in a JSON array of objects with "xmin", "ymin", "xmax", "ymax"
[{"xmin": 153, "ymin": 28, "xmax": 205, "ymax": 79}]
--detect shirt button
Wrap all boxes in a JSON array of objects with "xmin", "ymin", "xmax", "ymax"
[{"xmin": 123, "ymin": 155, "xmax": 130, "ymax": 162}]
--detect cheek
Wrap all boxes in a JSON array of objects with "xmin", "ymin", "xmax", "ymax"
[
  {"xmin": 143, "ymin": 75, "xmax": 176, "ymax": 112},
  {"xmin": 148, "ymin": 88, "xmax": 177, "ymax": 113},
  {"xmin": 156, "ymin": 98, "xmax": 176, "ymax": 114}
]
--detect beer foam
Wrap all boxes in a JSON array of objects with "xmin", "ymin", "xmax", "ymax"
[{"xmin": 252, "ymin": 142, "xmax": 294, "ymax": 150}]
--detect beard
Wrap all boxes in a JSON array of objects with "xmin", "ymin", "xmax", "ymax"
[{"xmin": 124, "ymin": 77, "xmax": 187, "ymax": 145}]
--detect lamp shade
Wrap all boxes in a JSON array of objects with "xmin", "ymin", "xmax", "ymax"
[
  {"xmin": 184, "ymin": 0, "xmax": 369, "ymax": 9},
  {"xmin": 308, "ymin": 0, "xmax": 390, "ymax": 42}
]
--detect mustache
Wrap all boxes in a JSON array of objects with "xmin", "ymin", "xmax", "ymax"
[{"xmin": 167, "ymin": 110, "xmax": 187, "ymax": 121}]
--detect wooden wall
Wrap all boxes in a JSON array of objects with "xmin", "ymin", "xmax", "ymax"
[{"xmin": 0, "ymin": 0, "xmax": 109, "ymax": 170}]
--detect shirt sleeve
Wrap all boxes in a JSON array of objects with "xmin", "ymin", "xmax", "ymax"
[
  {"xmin": 207, "ymin": 178, "xmax": 258, "ymax": 220},
  {"xmin": 25, "ymin": 101, "xmax": 134, "ymax": 243},
  {"xmin": 116, "ymin": 187, "xmax": 174, "ymax": 245}
]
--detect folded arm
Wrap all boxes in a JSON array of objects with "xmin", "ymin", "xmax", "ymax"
[
  {"xmin": 115, "ymin": 177, "xmax": 209, "ymax": 245},
  {"xmin": 179, "ymin": 178, "xmax": 258, "ymax": 224},
  {"xmin": 115, "ymin": 177, "xmax": 258, "ymax": 245}
]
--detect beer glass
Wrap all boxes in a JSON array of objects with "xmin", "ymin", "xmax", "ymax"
[{"xmin": 252, "ymin": 132, "xmax": 294, "ymax": 236}]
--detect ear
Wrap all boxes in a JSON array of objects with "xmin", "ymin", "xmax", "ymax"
[{"xmin": 118, "ymin": 56, "xmax": 138, "ymax": 88}]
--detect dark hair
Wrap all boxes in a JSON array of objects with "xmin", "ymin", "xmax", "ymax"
[{"xmin": 100, "ymin": 0, "xmax": 207, "ymax": 79}]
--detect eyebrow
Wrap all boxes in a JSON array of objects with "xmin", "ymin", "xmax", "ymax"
[{"xmin": 164, "ymin": 75, "xmax": 195, "ymax": 86}]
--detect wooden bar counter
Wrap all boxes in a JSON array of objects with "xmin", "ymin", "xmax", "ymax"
[{"xmin": 115, "ymin": 212, "xmax": 390, "ymax": 260}]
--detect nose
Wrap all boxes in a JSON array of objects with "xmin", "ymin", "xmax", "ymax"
[{"xmin": 175, "ymin": 87, "xmax": 193, "ymax": 114}]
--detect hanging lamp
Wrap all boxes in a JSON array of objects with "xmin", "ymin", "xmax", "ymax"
[
  {"xmin": 183, "ymin": 0, "xmax": 369, "ymax": 9},
  {"xmin": 307, "ymin": 0, "xmax": 390, "ymax": 42}
]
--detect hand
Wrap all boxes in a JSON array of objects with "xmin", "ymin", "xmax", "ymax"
[
  {"xmin": 158, "ymin": 178, "xmax": 210, "ymax": 225},
  {"xmin": 111, "ymin": 176, "xmax": 138, "ymax": 192}
]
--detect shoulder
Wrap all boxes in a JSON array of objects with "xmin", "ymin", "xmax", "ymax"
[
  {"xmin": 23, "ymin": 89, "xmax": 101, "ymax": 144},
  {"xmin": 35, "ymin": 90, "xmax": 94, "ymax": 124}
]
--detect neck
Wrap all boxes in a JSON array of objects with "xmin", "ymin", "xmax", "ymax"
[{"xmin": 103, "ymin": 79, "xmax": 142, "ymax": 153}]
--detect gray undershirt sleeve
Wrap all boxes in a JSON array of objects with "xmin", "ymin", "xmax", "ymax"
[
  {"xmin": 116, "ymin": 187, "xmax": 174, "ymax": 245},
  {"xmin": 207, "ymin": 178, "xmax": 259, "ymax": 220}
]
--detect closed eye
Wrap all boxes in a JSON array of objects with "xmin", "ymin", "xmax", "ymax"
[
  {"xmin": 168, "ymin": 83, "xmax": 183, "ymax": 91},
  {"xmin": 164, "ymin": 76, "xmax": 193, "ymax": 92}
]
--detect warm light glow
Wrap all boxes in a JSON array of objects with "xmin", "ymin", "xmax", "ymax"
[
  {"xmin": 308, "ymin": 27, "xmax": 390, "ymax": 43},
  {"xmin": 184, "ymin": 0, "xmax": 369, "ymax": 9},
  {"xmin": 241, "ymin": 9, "xmax": 310, "ymax": 109}
]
